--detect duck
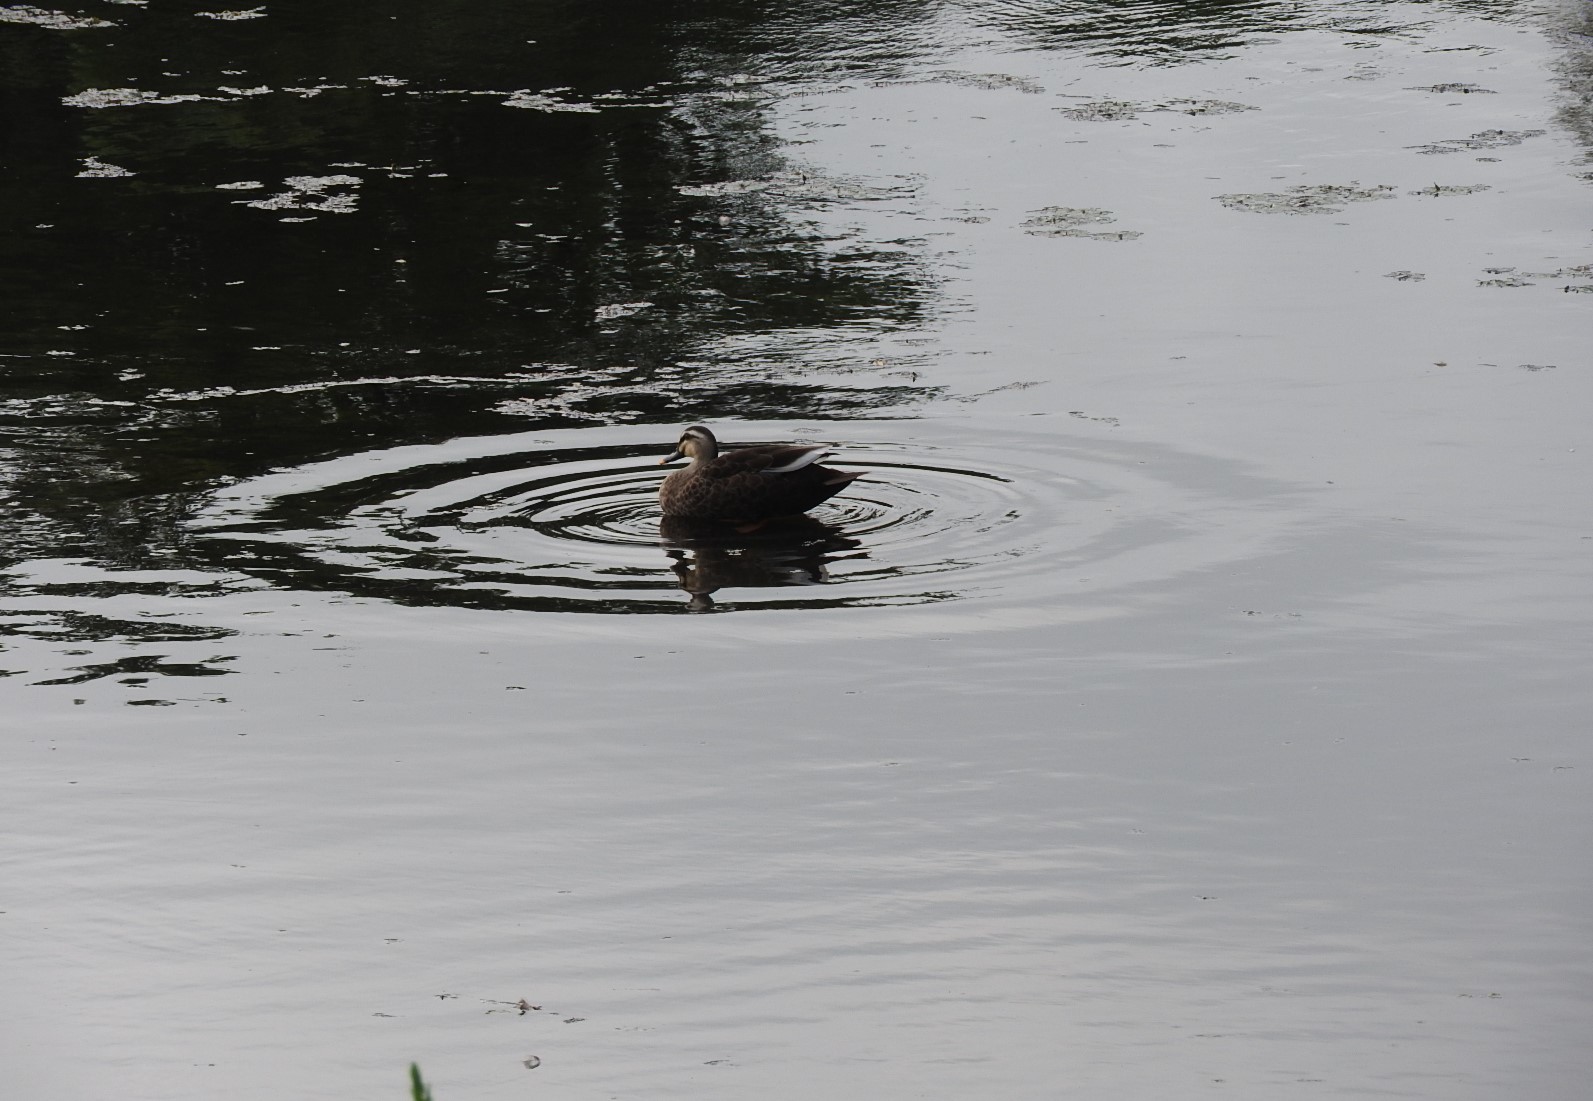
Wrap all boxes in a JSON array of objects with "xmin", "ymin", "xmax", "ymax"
[{"xmin": 658, "ymin": 425, "xmax": 863, "ymax": 522}]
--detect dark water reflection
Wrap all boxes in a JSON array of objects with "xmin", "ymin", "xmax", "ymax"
[
  {"xmin": 0, "ymin": 0, "xmax": 1560, "ymax": 582},
  {"xmin": 2, "ymin": 0, "xmax": 951, "ymax": 569},
  {"xmin": 660, "ymin": 514, "xmax": 865, "ymax": 612}
]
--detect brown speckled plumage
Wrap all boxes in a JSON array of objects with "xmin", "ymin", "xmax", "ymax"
[{"xmin": 658, "ymin": 425, "xmax": 862, "ymax": 521}]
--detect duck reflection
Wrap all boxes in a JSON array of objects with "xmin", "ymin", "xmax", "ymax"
[{"xmin": 659, "ymin": 515, "xmax": 865, "ymax": 612}]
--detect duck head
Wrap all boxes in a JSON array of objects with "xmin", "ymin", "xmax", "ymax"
[{"xmin": 660, "ymin": 425, "xmax": 719, "ymax": 465}]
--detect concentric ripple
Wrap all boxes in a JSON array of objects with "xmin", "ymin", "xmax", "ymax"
[{"xmin": 191, "ymin": 421, "xmax": 1301, "ymax": 615}]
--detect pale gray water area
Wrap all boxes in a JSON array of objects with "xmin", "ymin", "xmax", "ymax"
[{"xmin": 3, "ymin": 2, "xmax": 1591, "ymax": 1099}]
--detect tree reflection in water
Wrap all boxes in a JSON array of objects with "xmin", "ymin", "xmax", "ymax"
[{"xmin": 0, "ymin": 0, "xmax": 1564, "ymax": 576}]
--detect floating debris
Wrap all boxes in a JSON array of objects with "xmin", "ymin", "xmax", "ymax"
[
  {"xmin": 1055, "ymin": 99, "xmax": 1138, "ymax": 122},
  {"xmin": 1478, "ymin": 264, "xmax": 1593, "ymax": 292},
  {"xmin": 62, "ymin": 87, "xmax": 207, "ymax": 108},
  {"xmin": 282, "ymin": 84, "xmax": 347, "ymax": 98},
  {"xmin": 76, "ymin": 156, "xmax": 134, "ymax": 178},
  {"xmin": 1069, "ymin": 410, "xmax": 1120, "ymax": 426},
  {"xmin": 1057, "ymin": 97, "xmax": 1256, "ymax": 121},
  {"xmin": 1518, "ymin": 364, "xmax": 1556, "ymax": 371},
  {"xmin": 361, "ymin": 75, "xmax": 408, "ymax": 88},
  {"xmin": 217, "ymin": 84, "xmax": 272, "ymax": 96},
  {"xmin": 1407, "ymin": 183, "xmax": 1491, "ymax": 197},
  {"xmin": 239, "ymin": 174, "xmax": 362, "ymax": 215},
  {"xmin": 1527, "ymin": 264, "xmax": 1593, "ymax": 280},
  {"xmin": 924, "ymin": 70, "xmax": 1045, "ymax": 94},
  {"xmin": 1409, "ymin": 129, "xmax": 1545, "ymax": 155},
  {"xmin": 1163, "ymin": 98, "xmax": 1256, "ymax": 116},
  {"xmin": 1408, "ymin": 83, "xmax": 1496, "ymax": 94},
  {"xmin": 1216, "ymin": 182, "xmax": 1396, "ymax": 214},
  {"xmin": 215, "ymin": 180, "xmax": 264, "ymax": 190},
  {"xmin": 0, "ymin": 5, "xmax": 114, "ymax": 28},
  {"xmin": 678, "ymin": 168, "xmax": 915, "ymax": 204},
  {"xmin": 195, "ymin": 7, "xmax": 265, "ymax": 18},
  {"xmin": 1021, "ymin": 206, "xmax": 1142, "ymax": 240},
  {"xmin": 1384, "ymin": 270, "xmax": 1426, "ymax": 281}
]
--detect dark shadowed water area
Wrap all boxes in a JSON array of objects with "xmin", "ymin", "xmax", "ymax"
[{"xmin": 2, "ymin": 2, "xmax": 1591, "ymax": 1098}]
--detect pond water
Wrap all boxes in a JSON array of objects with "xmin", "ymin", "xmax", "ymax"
[{"xmin": 2, "ymin": 2, "xmax": 1590, "ymax": 1098}]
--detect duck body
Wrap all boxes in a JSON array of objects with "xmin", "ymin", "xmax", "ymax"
[{"xmin": 658, "ymin": 425, "xmax": 863, "ymax": 522}]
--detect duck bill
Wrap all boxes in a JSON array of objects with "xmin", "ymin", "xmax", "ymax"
[{"xmin": 659, "ymin": 449, "xmax": 683, "ymax": 465}]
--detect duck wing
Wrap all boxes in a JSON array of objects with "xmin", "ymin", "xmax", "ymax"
[{"xmin": 699, "ymin": 444, "xmax": 831, "ymax": 479}]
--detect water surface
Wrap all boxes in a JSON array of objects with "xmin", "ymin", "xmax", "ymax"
[{"xmin": 2, "ymin": 2, "xmax": 1590, "ymax": 1098}]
